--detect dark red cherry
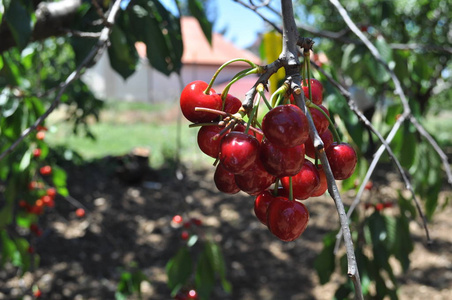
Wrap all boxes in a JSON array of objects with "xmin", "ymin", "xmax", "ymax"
[
  {"xmin": 214, "ymin": 163, "xmax": 240, "ymax": 194},
  {"xmin": 302, "ymin": 78, "xmax": 323, "ymax": 105},
  {"xmin": 254, "ymin": 190, "xmax": 278, "ymax": 225},
  {"xmin": 197, "ymin": 125, "xmax": 227, "ymax": 158},
  {"xmin": 233, "ymin": 123, "xmax": 263, "ymax": 143},
  {"xmin": 325, "ymin": 142, "xmax": 357, "ymax": 180},
  {"xmin": 281, "ymin": 160, "xmax": 320, "ymax": 200},
  {"xmin": 180, "ymin": 81, "xmax": 222, "ymax": 123},
  {"xmin": 262, "ymin": 104, "xmax": 309, "ymax": 148},
  {"xmin": 266, "ymin": 197, "xmax": 310, "ymax": 242},
  {"xmin": 219, "ymin": 132, "xmax": 260, "ymax": 174},
  {"xmin": 311, "ymin": 165, "xmax": 328, "ymax": 197},
  {"xmin": 221, "ymin": 94, "xmax": 242, "ymax": 115},
  {"xmin": 309, "ymin": 104, "xmax": 330, "ymax": 134},
  {"xmin": 235, "ymin": 159, "xmax": 276, "ymax": 195},
  {"xmin": 304, "ymin": 129, "xmax": 334, "ymax": 158},
  {"xmin": 259, "ymin": 139, "xmax": 305, "ymax": 177}
]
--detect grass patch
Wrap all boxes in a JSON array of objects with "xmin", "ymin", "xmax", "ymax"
[{"xmin": 46, "ymin": 102, "xmax": 212, "ymax": 168}]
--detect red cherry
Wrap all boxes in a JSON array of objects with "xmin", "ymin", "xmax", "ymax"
[
  {"xmin": 181, "ymin": 231, "xmax": 189, "ymax": 240},
  {"xmin": 197, "ymin": 125, "xmax": 227, "ymax": 158},
  {"xmin": 39, "ymin": 165, "xmax": 52, "ymax": 176},
  {"xmin": 304, "ymin": 129, "xmax": 334, "ymax": 158},
  {"xmin": 46, "ymin": 188, "xmax": 57, "ymax": 198},
  {"xmin": 281, "ymin": 160, "xmax": 320, "ymax": 200},
  {"xmin": 364, "ymin": 181, "xmax": 373, "ymax": 190},
  {"xmin": 41, "ymin": 195, "xmax": 54, "ymax": 207},
  {"xmin": 30, "ymin": 224, "xmax": 42, "ymax": 236},
  {"xmin": 219, "ymin": 132, "xmax": 260, "ymax": 174},
  {"xmin": 172, "ymin": 215, "xmax": 183, "ymax": 224},
  {"xmin": 254, "ymin": 190, "xmax": 277, "ymax": 225},
  {"xmin": 27, "ymin": 246, "xmax": 35, "ymax": 254},
  {"xmin": 233, "ymin": 123, "xmax": 263, "ymax": 143},
  {"xmin": 375, "ymin": 203, "xmax": 384, "ymax": 211},
  {"xmin": 191, "ymin": 218, "xmax": 202, "ymax": 226},
  {"xmin": 36, "ymin": 131, "xmax": 45, "ymax": 140},
  {"xmin": 188, "ymin": 289, "xmax": 198, "ymax": 299},
  {"xmin": 311, "ymin": 165, "xmax": 328, "ymax": 197},
  {"xmin": 33, "ymin": 148, "xmax": 42, "ymax": 158},
  {"xmin": 325, "ymin": 142, "xmax": 357, "ymax": 180},
  {"xmin": 180, "ymin": 81, "xmax": 222, "ymax": 123},
  {"xmin": 262, "ymin": 104, "xmax": 309, "ymax": 148},
  {"xmin": 309, "ymin": 104, "xmax": 330, "ymax": 134},
  {"xmin": 214, "ymin": 163, "xmax": 241, "ymax": 194},
  {"xmin": 266, "ymin": 197, "xmax": 309, "ymax": 242},
  {"xmin": 235, "ymin": 159, "xmax": 276, "ymax": 196},
  {"xmin": 75, "ymin": 208, "xmax": 85, "ymax": 218},
  {"xmin": 383, "ymin": 202, "xmax": 393, "ymax": 208},
  {"xmin": 34, "ymin": 289, "xmax": 42, "ymax": 298},
  {"xmin": 302, "ymin": 78, "xmax": 323, "ymax": 105},
  {"xmin": 259, "ymin": 139, "xmax": 305, "ymax": 177},
  {"xmin": 221, "ymin": 94, "xmax": 242, "ymax": 115},
  {"xmin": 183, "ymin": 221, "xmax": 191, "ymax": 229}
]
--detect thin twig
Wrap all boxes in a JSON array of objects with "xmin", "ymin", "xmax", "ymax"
[
  {"xmin": 0, "ymin": 0, "xmax": 123, "ymax": 161},
  {"xmin": 233, "ymin": 0, "xmax": 282, "ymax": 34},
  {"xmin": 310, "ymin": 61, "xmax": 432, "ymax": 250}
]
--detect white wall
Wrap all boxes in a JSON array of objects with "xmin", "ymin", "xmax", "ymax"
[{"xmin": 83, "ymin": 53, "xmax": 248, "ymax": 103}]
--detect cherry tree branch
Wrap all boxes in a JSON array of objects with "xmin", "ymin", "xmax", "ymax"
[
  {"xmin": 0, "ymin": 0, "xmax": 122, "ymax": 161},
  {"xmin": 279, "ymin": 1, "xmax": 363, "ymax": 298}
]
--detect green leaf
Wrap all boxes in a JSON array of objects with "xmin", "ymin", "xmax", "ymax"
[
  {"xmin": 19, "ymin": 148, "xmax": 32, "ymax": 171},
  {"xmin": 314, "ymin": 231, "xmax": 337, "ymax": 284},
  {"xmin": 108, "ymin": 25, "xmax": 138, "ymax": 79},
  {"xmin": 1, "ymin": 231, "xmax": 16, "ymax": 267},
  {"xmin": 51, "ymin": 165, "xmax": 67, "ymax": 189},
  {"xmin": 3, "ymin": 0, "xmax": 32, "ymax": 50},
  {"xmin": 375, "ymin": 35, "xmax": 393, "ymax": 63},
  {"xmin": 204, "ymin": 241, "xmax": 231, "ymax": 293},
  {"xmin": 127, "ymin": 1, "xmax": 182, "ymax": 75},
  {"xmin": 393, "ymin": 214, "xmax": 413, "ymax": 272},
  {"xmin": 166, "ymin": 246, "xmax": 193, "ymax": 296},
  {"xmin": 188, "ymin": 0, "xmax": 212, "ymax": 45},
  {"xmin": 195, "ymin": 247, "xmax": 216, "ymax": 300}
]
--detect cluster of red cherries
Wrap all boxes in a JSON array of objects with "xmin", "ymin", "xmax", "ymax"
[{"xmin": 180, "ymin": 78, "xmax": 357, "ymax": 242}]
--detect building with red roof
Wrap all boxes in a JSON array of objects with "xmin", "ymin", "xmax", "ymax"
[{"xmin": 83, "ymin": 17, "xmax": 261, "ymax": 103}]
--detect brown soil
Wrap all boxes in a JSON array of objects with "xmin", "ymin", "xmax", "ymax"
[{"xmin": 0, "ymin": 159, "xmax": 451, "ymax": 300}]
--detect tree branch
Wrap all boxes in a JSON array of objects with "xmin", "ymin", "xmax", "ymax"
[
  {"xmin": 0, "ymin": 0, "xmax": 123, "ymax": 161},
  {"xmin": 0, "ymin": 0, "xmax": 83, "ymax": 53}
]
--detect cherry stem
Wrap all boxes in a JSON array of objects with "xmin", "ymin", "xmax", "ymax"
[
  {"xmin": 257, "ymin": 83, "xmax": 272, "ymax": 110},
  {"xmin": 206, "ymin": 58, "xmax": 259, "ymax": 94},
  {"xmin": 245, "ymin": 93, "xmax": 261, "ymax": 134},
  {"xmin": 308, "ymin": 103, "xmax": 342, "ymax": 143},
  {"xmin": 288, "ymin": 176, "xmax": 294, "ymax": 201},
  {"xmin": 270, "ymin": 83, "xmax": 289, "ymax": 107},
  {"xmin": 272, "ymin": 178, "xmax": 280, "ymax": 196},
  {"xmin": 194, "ymin": 107, "xmax": 230, "ymax": 117},
  {"xmin": 221, "ymin": 68, "xmax": 259, "ymax": 99},
  {"xmin": 188, "ymin": 122, "xmax": 222, "ymax": 128}
]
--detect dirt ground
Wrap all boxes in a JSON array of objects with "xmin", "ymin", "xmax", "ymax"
[{"xmin": 0, "ymin": 157, "xmax": 451, "ymax": 300}]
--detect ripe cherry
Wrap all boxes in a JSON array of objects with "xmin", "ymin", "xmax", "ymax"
[
  {"xmin": 180, "ymin": 81, "xmax": 222, "ymax": 123},
  {"xmin": 233, "ymin": 123, "xmax": 263, "ymax": 143},
  {"xmin": 309, "ymin": 104, "xmax": 330, "ymax": 134},
  {"xmin": 254, "ymin": 190, "xmax": 277, "ymax": 225},
  {"xmin": 197, "ymin": 125, "xmax": 227, "ymax": 158},
  {"xmin": 304, "ymin": 129, "xmax": 334, "ymax": 159},
  {"xmin": 311, "ymin": 165, "xmax": 328, "ymax": 197},
  {"xmin": 181, "ymin": 231, "xmax": 189, "ymax": 240},
  {"xmin": 266, "ymin": 197, "xmax": 309, "ymax": 242},
  {"xmin": 75, "ymin": 208, "xmax": 85, "ymax": 218},
  {"xmin": 188, "ymin": 289, "xmax": 198, "ymax": 299},
  {"xmin": 302, "ymin": 78, "xmax": 323, "ymax": 105},
  {"xmin": 214, "ymin": 163, "xmax": 240, "ymax": 194},
  {"xmin": 262, "ymin": 104, "xmax": 309, "ymax": 148},
  {"xmin": 219, "ymin": 132, "xmax": 260, "ymax": 174},
  {"xmin": 221, "ymin": 94, "xmax": 242, "ymax": 115},
  {"xmin": 33, "ymin": 148, "xmax": 42, "ymax": 158},
  {"xmin": 325, "ymin": 142, "xmax": 357, "ymax": 180},
  {"xmin": 41, "ymin": 195, "xmax": 55, "ymax": 207},
  {"xmin": 281, "ymin": 160, "xmax": 320, "ymax": 200},
  {"xmin": 46, "ymin": 188, "xmax": 57, "ymax": 198},
  {"xmin": 172, "ymin": 215, "xmax": 183, "ymax": 224},
  {"xmin": 39, "ymin": 165, "xmax": 52, "ymax": 176},
  {"xmin": 234, "ymin": 159, "xmax": 276, "ymax": 196},
  {"xmin": 36, "ymin": 131, "xmax": 45, "ymax": 140},
  {"xmin": 259, "ymin": 139, "xmax": 305, "ymax": 177}
]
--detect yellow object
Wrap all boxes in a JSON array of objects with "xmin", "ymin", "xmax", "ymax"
[{"xmin": 263, "ymin": 31, "xmax": 285, "ymax": 93}]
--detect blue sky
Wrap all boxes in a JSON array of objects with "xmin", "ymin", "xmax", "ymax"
[{"xmin": 158, "ymin": 0, "xmax": 281, "ymax": 49}]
